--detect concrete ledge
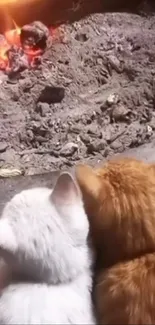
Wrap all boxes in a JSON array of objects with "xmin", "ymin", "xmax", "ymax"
[
  {"xmin": 0, "ymin": 170, "xmax": 59, "ymax": 213},
  {"xmin": 1, "ymin": 140, "xmax": 155, "ymax": 213}
]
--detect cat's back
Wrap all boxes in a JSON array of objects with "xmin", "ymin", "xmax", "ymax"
[
  {"xmin": 95, "ymin": 253, "xmax": 155, "ymax": 324},
  {"xmin": 0, "ymin": 273, "xmax": 95, "ymax": 325},
  {"xmin": 76, "ymin": 158, "xmax": 155, "ymax": 324},
  {"xmin": 76, "ymin": 158, "xmax": 155, "ymax": 264}
]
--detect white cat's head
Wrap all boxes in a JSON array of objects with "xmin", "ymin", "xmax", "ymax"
[{"xmin": 0, "ymin": 172, "xmax": 90, "ymax": 284}]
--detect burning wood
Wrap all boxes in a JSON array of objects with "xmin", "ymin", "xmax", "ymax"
[{"xmin": 0, "ymin": 21, "xmax": 50, "ymax": 74}]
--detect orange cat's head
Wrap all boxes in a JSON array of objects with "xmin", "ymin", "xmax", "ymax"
[{"xmin": 76, "ymin": 158, "xmax": 155, "ymax": 267}]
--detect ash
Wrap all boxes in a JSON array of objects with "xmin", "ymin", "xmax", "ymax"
[{"xmin": 0, "ymin": 9, "xmax": 155, "ymax": 175}]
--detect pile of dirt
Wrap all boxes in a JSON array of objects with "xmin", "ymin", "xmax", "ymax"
[{"xmin": 0, "ymin": 5, "xmax": 155, "ymax": 175}]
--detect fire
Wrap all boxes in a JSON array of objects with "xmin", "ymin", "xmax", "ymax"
[
  {"xmin": 0, "ymin": 0, "xmax": 18, "ymax": 3},
  {"xmin": 0, "ymin": 0, "xmax": 18, "ymax": 4},
  {"xmin": 0, "ymin": 0, "xmax": 40, "ymax": 5},
  {"xmin": 0, "ymin": 21, "xmax": 44, "ymax": 73},
  {"xmin": 5, "ymin": 24, "xmax": 20, "ymax": 46}
]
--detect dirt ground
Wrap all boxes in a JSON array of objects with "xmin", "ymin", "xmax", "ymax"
[{"xmin": 0, "ymin": 1, "xmax": 155, "ymax": 175}]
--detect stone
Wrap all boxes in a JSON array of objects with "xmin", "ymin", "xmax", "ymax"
[
  {"xmin": 100, "ymin": 93, "xmax": 119, "ymax": 112},
  {"xmin": 36, "ymin": 102, "xmax": 50, "ymax": 117},
  {"xmin": 110, "ymin": 140, "xmax": 123, "ymax": 150},
  {"xmin": 0, "ymin": 142, "xmax": 7, "ymax": 153},
  {"xmin": 111, "ymin": 105, "xmax": 130, "ymax": 122},
  {"xmin": 107, "ymin": 93, "xmax": 119, "ymax": 106},
  {"xmin": 80, "ymin": 134, "xmax": 91, "ymax": 144},
  {"xmin": 60, "ymin": 142, "xmax": 78, "ymax": 157},
  {"xmin": 108, "ymin": 55, "xmax": 122, "ymax": 73},
  {"xmin": 87, "ymin": 140, "xmax": 105, "ymax": 153}
]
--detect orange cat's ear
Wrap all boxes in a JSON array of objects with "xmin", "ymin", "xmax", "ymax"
[{"xmin": 75, "ymin": 164, "xmax": 101, "ymax": 199}]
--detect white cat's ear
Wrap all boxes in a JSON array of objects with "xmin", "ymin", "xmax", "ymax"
[
  {"xmin": 0, "ymin": 219, "xmax": 17, "ymax": 255},
  {"xmin": 51, "ymin": 172, "xmax": 81, "ymax": 206}
]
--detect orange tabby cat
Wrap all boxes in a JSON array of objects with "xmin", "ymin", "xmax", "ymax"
[{"xmin": 75, "ymin": 158, "xmax": 155, "ymax": 324}]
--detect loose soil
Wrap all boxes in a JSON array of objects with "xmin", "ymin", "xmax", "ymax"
[{"xmin": 0, "ymin": 1, "xmax": 155, "ymax": 175}]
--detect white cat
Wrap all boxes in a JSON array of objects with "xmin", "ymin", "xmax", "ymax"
[{"xmin": 0, "ymin": 172, "xmax": 95, "ymax": 324}]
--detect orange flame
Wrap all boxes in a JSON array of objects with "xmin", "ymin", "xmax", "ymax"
[
  {"xmin": 5, "ymin": 26, "xmax": 21, "ymax": 46},
  {"xmin": 0, "ymin": 25, "xmax": 20, "ymax": 70}
]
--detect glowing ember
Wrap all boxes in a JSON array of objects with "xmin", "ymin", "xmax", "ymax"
[
  {"xmin": 0, "ymin": 21, "xmax": 49, "ymax": 73},
  {"xmin": 0, "ymin": 0, "xmax": 21, "ymax": 3}
]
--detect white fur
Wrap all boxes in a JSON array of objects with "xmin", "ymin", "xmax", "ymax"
[{"xmin": 0, "ymin": 173, "xmax": 95, "ymax": 324}]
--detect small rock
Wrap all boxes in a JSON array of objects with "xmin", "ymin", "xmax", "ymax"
[
  {"xmin": 96, "ymin": 58, "xmax": 103, "ymax": 65},
  {"xmin": 38, "ymin": 86, "xmax": 65, "ymax": 104},
  {"xmin": 103, "ymin": 148, "xmax": 111, "ymax": 157},
  {"xmin": 80, "ymin": 134, "xmax": 90, "ymax": 144},
  {"xmin": 87, "ymin": 140, "xmax": 105, "ymax": 153},
  {"xmin": 69, "ymin": 126, "xmax": 81, "ymax": 134},
  {"xmin": 94, "ymin": 131, "xmax": 103, "ymax": 139},
  {"xmin": 87, "ymin": 128, "xmax": 102, "ymax": 139},
  {"xmin": 107, "ymin": 93, "xmax": 119, "ymax": 106},
  {"xmin": 60, "ymin": 142, "xmax": 78, "ymax": 157},
  {"xmin": 100, "ymin": 93, "xmax": 119, "ymax": 112},
  {"xmin": 35, "ymin": 135, "xmax": 47, "ymax": 143},
  {"xmin": 104, "ymin": 130, "xmax": 112, "ymax": 143},
  {"xmin": 111, "ymin": 105, "xmax": 130, "ymax": 122},
  {"xmin": 108, "ymin": 55, "xmax": 122, "ymax": 73},
  {"xmin": 26, "ymin": 129, "xmax": 34, "ymax": 141},
  {"xmin": 110, "ymin": 140, "xmax": 123, "ymax": 150},
  {"xmin": 36, "ymin": 102, "xmax": 50, "ymax": 116},
  {"xmin": 30, "ymin": 121, "xmax": 48, "ymax": 136},
  {"xmin": 100, "ymin": 103, "xmax": 109, "ymax": 112},
  {"xmin": 0, "ymin": 142, "xmax": 7, "ymax": 153},
  {"xmin": 146, "ymin": 125, "xmax": 153, "ymax": 137}
]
